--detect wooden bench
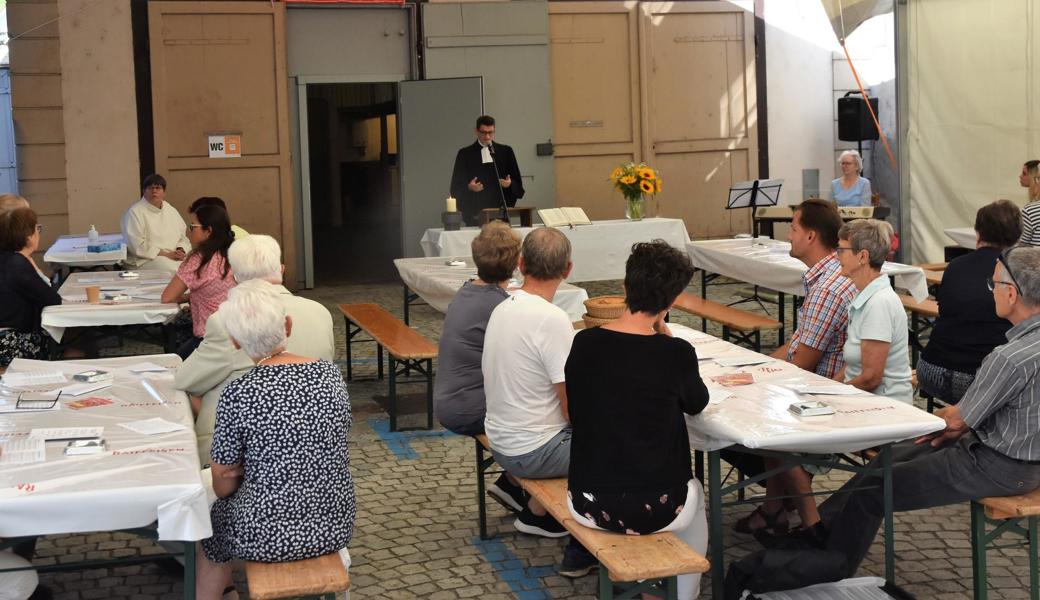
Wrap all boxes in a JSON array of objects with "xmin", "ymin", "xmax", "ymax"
[
  {"xmin": 971, "ymin": 488, "xmax": 1040, "ymax": 600},
  {"xmin": 338, "ymin": 303, "xmax": 437, "ymax": 431},
  {"xmin": 474, "ymin": 435, "xmax": 710, "ymax": 599},
  {"xmin": 518, "ymin": 477, "xmax": 709, "ymax": 599},
  {"xmin": 899, "ymin": 295, "xmax": 939, "ymax": 367},
  {"xmin": 672, "ymin": 292, "xmax": 781, "ymax": 352},
  {"xmin": 245, "ymin": 553, "xmax": 350, "ymax": 600},
  {"xmin": 475, "ymin": 434, "xmax": 503, "ymax": 540},
  {"xmin": 917, "ymin": 262, "xmax": 949, "ymax": 272}
]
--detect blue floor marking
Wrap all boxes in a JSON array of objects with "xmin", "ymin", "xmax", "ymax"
[
  {"xmin": 367, "ymin": 417, "xmax": 456, "ymax": 460},
  {"xmin": 472, "ymin": 537, "xmax": 553, "ymax": 599}
]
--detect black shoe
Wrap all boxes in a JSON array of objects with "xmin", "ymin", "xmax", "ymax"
[
  {"xmin": 559, "ymin": 541, "xmax": 598, "ymax": 578},
  {"xmin": 514, "ymin": 506, "xmax": 568, "ymax": 538},
  {"xmin": 489, "ymin": 474, "xmax": 526, "ymax": 513},
  {"xmin": 29, "ymin": 585, "xmax": 54, "ymax": 600},
  {"xmin": 754, "ymin": 521, "xmax": 828, "ymax": 550}
]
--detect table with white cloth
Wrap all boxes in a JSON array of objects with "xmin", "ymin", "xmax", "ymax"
[
  {"xmin": 670, "ymin": 324, "xmax": 945, "ymax": 598},
  {"xmin": 419, "ymin": 218, "xmax": 691, "ymax": 282},
  {"xmin": 41, "ymin": 270, "xmax": 181, "ymax": 348},
  {"xmin": 945, "ymin": 227, "xmax": 976, "ymax": 250},
  {"xmin": 685, "ymin": 238, "xmax": 929, "ymax": 341},
  {"xmin": 393, "ymin": 257, "xmax": 590, "ymax": 323},
  {"xmin": 43, "ymin": 233, "xmax": 127, "ymax": 274},
  {"xmin": 0, "ymin": 354, "xmax": 209, "ymax": 599}
]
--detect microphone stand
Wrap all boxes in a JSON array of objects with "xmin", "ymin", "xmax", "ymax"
[{"xmin": 487, "ymin": 143, "xmax": 510, "ymax": 226}]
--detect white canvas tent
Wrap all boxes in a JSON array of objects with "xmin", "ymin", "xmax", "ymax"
[{"xmin": 815, "ymin": 0, "xmax": 1038, "ymax": 262}]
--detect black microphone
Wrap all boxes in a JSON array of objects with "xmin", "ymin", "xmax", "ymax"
[{"xmin": 487, "ymin": 143, "xmax": 510, "ymax": 225}]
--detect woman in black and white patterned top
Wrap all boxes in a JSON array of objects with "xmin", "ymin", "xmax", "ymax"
[
  {"xmin": 195, "ymin": 280, "xmax": 355, "ymax": 600},
  {"xmin": 1019, "ymin": 160, "xmax": 1040, "ymax": 246}
]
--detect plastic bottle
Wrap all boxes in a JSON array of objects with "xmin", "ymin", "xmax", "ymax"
[{"xmin": 88, "ymin": 225, "xmax": 99, "ymax": 243}]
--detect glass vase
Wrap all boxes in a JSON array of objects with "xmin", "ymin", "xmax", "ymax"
[{"xmin": 625, "ymin": 195, "xmax": 646, "ymax": 221}]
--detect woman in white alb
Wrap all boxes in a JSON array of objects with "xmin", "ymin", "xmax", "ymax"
[{"xmin": 121, "ymin": 173, "xmax": 190, "ymax": 273}]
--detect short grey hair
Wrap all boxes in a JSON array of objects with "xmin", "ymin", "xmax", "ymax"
[
  {"xmin": 221, "ymin": 280, "xmax": 287, "ymax": 359},
  {"xmin": 839, "ymin": 149, "xmax": 863, "ymax": 171},
  {"xmin": 228, "ymin": 234, "xmax": 282, "ymax": 284},
  {"xmin": 1004, "ymin": 246, "xmax": 1040, "ymax": 306},
  {"xmin": 839, "ymin": 219, "xmax": 892, "ymax": 269},
  {"xmin": 521, "ymin": 227, "xmax": 571, "ymax": 280}
]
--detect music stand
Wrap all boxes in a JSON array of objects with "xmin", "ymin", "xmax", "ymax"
[
  {"xmin": 726, "ymin": 178, "xmax": 784, "ymax": 236},
  {"xmin": 723, "ymin": 178, "xmax": 784, "ymax": 313}
]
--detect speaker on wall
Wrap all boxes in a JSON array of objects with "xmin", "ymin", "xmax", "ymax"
[{"xmin": 838, "ymin": 92, "xmax": 880, "ymax": 142}]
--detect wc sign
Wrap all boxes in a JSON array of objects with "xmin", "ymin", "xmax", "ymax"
[{"xmin": 208, "ymin": 134, "xmax": 242, "ymax": 158}]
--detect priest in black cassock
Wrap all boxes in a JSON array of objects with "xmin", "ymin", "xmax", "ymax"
[{"xmin": 450, "ymin": 115, "xmax": 525, "ymax": 225}]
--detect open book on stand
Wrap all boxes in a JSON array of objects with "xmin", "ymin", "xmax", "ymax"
[{"xmin": 537, "ymin": 207, "xmax": 592, "ymax": 228}]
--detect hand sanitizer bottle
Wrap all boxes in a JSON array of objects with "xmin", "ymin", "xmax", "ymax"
[{"xmin": 88, "ymin": 225, "xmax": 99, "ymax": 243}]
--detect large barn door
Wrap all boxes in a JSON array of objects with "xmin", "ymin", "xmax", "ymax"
[
  {"xmin": 548, "ymin": 0, "xmax": 757, "ymax": 237},
  {"xmin": 643, "ymin": 1, "xmax": 758, "ymax": 238},
  {"xmin": 549, "ymin": 2, "xmax": 642, "ymax": 221},
  {"xmin": 148, "ymin": 2, "xmax": 296, "ymax": 282}
]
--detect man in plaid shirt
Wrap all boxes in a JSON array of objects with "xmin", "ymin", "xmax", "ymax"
[
  {"xmin": 733, "ymin": 199, "xmax": 856, "ymax": 537},
  {"xmin": 771, "ymin": 199, "xmax": 857, "ymax": 378}
]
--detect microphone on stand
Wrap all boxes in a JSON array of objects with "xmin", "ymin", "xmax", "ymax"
[{"xmin": 487, "ymin": 143, "xmax": 511, "ymax": 226}]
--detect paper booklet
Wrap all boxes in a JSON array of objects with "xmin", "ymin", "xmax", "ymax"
[{"xmin": 538, "ymin": 207, "xmax": 592, "ymax": 228}]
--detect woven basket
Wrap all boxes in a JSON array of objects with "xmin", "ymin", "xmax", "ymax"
[
  {"xmin": 581, "ymin": 313, "xmax": 615, "ymax": 328},
  {"xmin": 583, "ymin": 295, "xmax": 626, "ymax": 319}
]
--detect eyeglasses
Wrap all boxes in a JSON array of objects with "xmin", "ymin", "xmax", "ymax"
[
  {"xmin": 186, "ymin": 224, "xmax": 202, "ymax": 231},
  {"xmin": 987, "ymin": 277, "xmax": 1017, "ymax": 292},
  {"xmin": 995, "ymin": 249, "xmax": 1023, "ymax": 293},
  {"xmin": 34, "ymin": 224, "xmax": 43, "ymax": 232},
  {"xmin": 15, "ymin": 390, "xmax": 62, "ymax": 410},
  {"xmin": 835, "ymin": 246, "xmax": 857, "ymax": 253}
]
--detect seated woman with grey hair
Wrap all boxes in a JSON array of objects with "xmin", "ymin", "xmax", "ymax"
[
  {"xmin": 835, "ymin": 219, "xmax": 913, "ymax": 402},
  {"xmin": 195, "ymin": 280, "xmax": 354, "ymax": 600},
  {"xmin": 831, "ymin": 150, "xmax": 872, "ymax": 207}
]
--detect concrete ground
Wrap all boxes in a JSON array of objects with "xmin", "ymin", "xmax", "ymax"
[{"xmin": 27, "ymin": 277, "xmax": 1037, "ymax": 599}]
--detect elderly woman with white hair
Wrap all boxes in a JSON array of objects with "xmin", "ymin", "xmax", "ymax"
[
  {"xmin": 836, "ymin": 219, "xmax": 913, "ymax": 402},
  {"xmin": 831, "ymin": 150, "xmax": 872, "ymax": 207},
  {"xmin": 195, "ymin": 279, "xmax": 354, "ymax": 600}
]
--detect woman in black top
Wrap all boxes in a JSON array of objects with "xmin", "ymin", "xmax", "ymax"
[
  {"xmin": 0, "ymin": 207, "xmax": 61, "ymax": 366},
  {"xmin": 565, "ymin": 240, "xmax": 709, "ymax": 600},
  {"xmin": 919, "ymin": 200, "xmax": 1021, "ymax": 403}
]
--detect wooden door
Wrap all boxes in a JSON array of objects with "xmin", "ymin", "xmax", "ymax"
[
  {"xmin": 549, "ymin": 2, "xmax": 641, "ymax": 221},
  {"xmin": 148, "ymin": 2, "xmax": 296, "ymax": 283},
  {"xmin": 548, "ymin": 0, "xmax": 758, "ymax": 236},
  {"xmin": 643, "ymin": 1, "xmax": 758, "ymax": 238}
]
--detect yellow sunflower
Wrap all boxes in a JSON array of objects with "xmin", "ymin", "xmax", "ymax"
[
  {"xmin": 610, "ymin": 167, "xmax": 623, "ymax": 181},
  {"xmin": 620, "ymin": 175, "xmax": 637, "ymax": 185},
  {"xmin": 640, "ymin": 179, "xmax": 655, "ymax": 194},
  {"xmin": 637, "ymin": 167, "xmax": 656, "ymax": 180}
]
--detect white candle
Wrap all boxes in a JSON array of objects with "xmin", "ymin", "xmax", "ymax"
[{"xmin": 446, "ymin": 196, "xmax": 457, "ymax": 212}]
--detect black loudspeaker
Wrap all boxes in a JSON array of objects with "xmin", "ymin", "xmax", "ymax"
[{"xmin": 837, "ymin": 92, "xmax": 880, "ymax": 142}]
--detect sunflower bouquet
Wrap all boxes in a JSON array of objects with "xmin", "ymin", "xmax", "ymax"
[{"xmin": 610, "ymin": 162, "xmax": 661, "ymax": 220}]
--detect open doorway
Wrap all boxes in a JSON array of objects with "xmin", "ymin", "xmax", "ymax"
[{"xmin": 306, "ymin": 82, "xmax": 400, "ymax": 285}]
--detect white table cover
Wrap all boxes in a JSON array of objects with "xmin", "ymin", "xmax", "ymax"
[
  {"xmin": 0, "ymin": 355, "xmax": 211, "ymax": 541},
  {"xmin": 42, "ymin": 271, "xmax": 180, "ymax": 342},
  {"xmin": 419, "ymin": 218, "xmax": 691, "ymax": 282},
  {"xmin": 44, "ymin": 233, "xmax": 127, "ymax": 267},
  {"xmin": 945, "ymin": 227, "xmax": 976, "ymax": 249},
  {"xmin": 686, "ymin": 238, "xmax": 930, "ymax": 302},
  {"xmin": 394, "ymin": 257, "xmax": 590, "ymax": 321},
  {"xmin": 672, "ymin": 324, "xmax": 945, "ymax": 454}
]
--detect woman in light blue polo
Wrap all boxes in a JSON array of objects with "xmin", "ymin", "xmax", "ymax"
[
  {"xmin": 831, "ymin": 150, "xmax": 872, "ymax": 207},
  {"xmin": 835, "ymin": 219, "xmax": 912, "ymax": 403}
]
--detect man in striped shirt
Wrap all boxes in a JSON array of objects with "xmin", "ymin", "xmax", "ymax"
[
  {"xmin": 774, "ymin": 199, "xmax": 857, "ymax": 378},
  {"xmin": 814, "ymin": 245, "xmax": 1040, "ymax": 577}
]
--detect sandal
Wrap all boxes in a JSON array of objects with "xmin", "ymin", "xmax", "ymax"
[{"xmin": 733, "ymin": 504, "xmax": 790, "ymax": 535}]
